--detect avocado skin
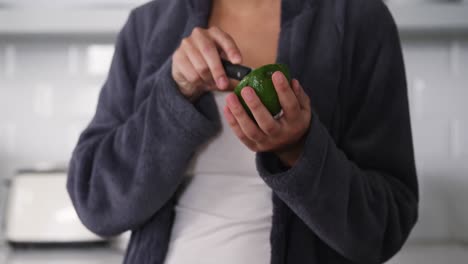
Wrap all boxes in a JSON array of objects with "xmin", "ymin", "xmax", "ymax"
[{"xmin": 234, "ymin": 64, "xmax": 291, "ymax": 120}]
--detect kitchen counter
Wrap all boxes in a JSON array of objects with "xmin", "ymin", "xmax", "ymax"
[
  {"xmin": 2, "ymin": 241, "xmax": 468, "ymax": 264},
  {"xmin": 0, "ymin": 245, "xmax": 124, "ymax": 264}
]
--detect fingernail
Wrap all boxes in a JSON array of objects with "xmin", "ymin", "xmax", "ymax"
[
  {"xmin": 217, "ymin": 76, "xmax": 228, "ymax": 89},
  {"xmin": 232, "ymin": 54, "xmax": 242, "ymax": 63},
  {"xmin": 242, "ymin": 88, "xmax": 254, "ymax": 101},
  {"xmin": 274, "ymin": 71, "xmax": 284, "ymax": 84}
]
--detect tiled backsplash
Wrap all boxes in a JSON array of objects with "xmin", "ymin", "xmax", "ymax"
[
  {"xmin": 0, "ymin": 34, "xmax": 468, "ymax": 241},
  {"xmin": 402, "ymin": 36, "xmax": 468, "ymax": 242},
  {"xmin": 404, "ymin": 37, "xmax": 468, "ymax": 172},
  {"xmin": 0, "ymin": 37, "xmax": 114, "ymax": 178}
]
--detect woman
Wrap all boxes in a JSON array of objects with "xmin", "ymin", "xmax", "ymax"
[{"xmin": 67, "ymin": 0, "xmax": 419, "ymax": 263}]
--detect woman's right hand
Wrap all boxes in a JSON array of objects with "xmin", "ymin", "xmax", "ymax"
[{"xmin": 171, "ymin": 26, "xmax": 243, "ymax": 102}]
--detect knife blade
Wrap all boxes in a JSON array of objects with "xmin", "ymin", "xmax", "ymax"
[{"xmin": 221, "ymin": 59, "xmax": 252, "ymax": 81}]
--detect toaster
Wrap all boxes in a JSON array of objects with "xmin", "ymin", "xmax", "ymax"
[{"xmin": 4, "ymin": 167, "xmax": 104, "ymax": 243}]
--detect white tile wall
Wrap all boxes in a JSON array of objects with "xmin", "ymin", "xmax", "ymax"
[
  {"xmin": 403, "ymin": 37, "xmax": 468, "ymax": 242},
  {"xmin": 0, "ymin": 38, "xmax": 107, "ymax": 188},
  {"xmin": 86, "ymin": 45, "xmax": 114, "ymax": 76},
  {"xmin": 0, "ymin": 35, "xmax": 467, "ymax": 243},
  {"xmin": 15, "ymin": 43, "xmax": 70, "ymax": 79},
  {"xmin": 4, "ymin": 45, "xmax": 16, "ymax": 78}
]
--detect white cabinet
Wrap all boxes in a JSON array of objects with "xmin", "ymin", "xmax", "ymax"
[
  {"xmin": 0, "ymin": 0, "xmax": 146, "ymax": 8},
  {"xmin": 0, "ymin": 2, "xmax": 467, "ymax": 35},
  {"xmin": 389, "ymin": 3, "xmax": 468, "ymax": 32},
  {"xmin": 0, "ymin": 10, "xmax": 130, "ymax": 35}
]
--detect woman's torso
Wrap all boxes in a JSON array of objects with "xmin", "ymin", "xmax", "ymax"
[
  {"xmin": 163, "ymin": 2, "xmax": 281, "ymax": 263},
  {"xmin": 163, "ymin": 91, "xmax": 273, "ymax": 264}
]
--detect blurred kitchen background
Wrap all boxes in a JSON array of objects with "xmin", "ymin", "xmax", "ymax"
[{"xmin": 0, "ymin": 0, "xmax": 467, "ymax": 263}]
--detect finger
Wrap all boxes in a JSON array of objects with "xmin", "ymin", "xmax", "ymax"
[
  {"xmin": 226, "ymin": 93, "xmax": 267, "ymax": 143},
  {"xmin": 173, "ymin": 49, "xmax": 201, "ymax": 86},
  {"xmin": 272, "ymin": 71, "xmax": 301, "ymax": 120},
  {"xmin": 192, "ymin": 28, "xmax": 229, "ymax": 90},
  {"xmin": 223, "ymin": 105, "xmax": 257, "ymax": 151},
  {"xmin": 240, "ymin": 87, "xmax": 280, "ymax": 136},
  {"xmin": 181, "ymin": 37, "xmax": 215, "ymax": 88},
  {"xmin": 292, "ymin": 79, "xmax": 311, "ymax": 111},
  {"xmin": 208, "ymin": 27, "xmax": 242, "ymax": 64}
]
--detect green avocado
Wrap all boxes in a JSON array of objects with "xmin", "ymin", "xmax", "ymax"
[{"xmin": 234, "ymin": 63, "xmax": 291, "ymax": 120}]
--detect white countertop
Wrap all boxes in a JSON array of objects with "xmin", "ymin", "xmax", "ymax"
[
  {"xmin": 2, "ymin": 242, "xmax": 468, "ymax": 264},
  {"xmin": 0, "ymin": 246, "xmax": 124, "ymax": 264}
]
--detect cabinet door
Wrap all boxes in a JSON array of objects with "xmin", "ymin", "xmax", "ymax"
[{"xmin": 0, "ymin": 0, "xmax": 147, "ymax": 8}]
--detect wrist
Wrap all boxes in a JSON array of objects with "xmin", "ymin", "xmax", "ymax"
[
  {"xmin": 180, "ymin": 87, "xmax": 203, "ymax": 103},
  {"xmin": 274, "ymin": 136, "xmax": 306, "ymax": 168},
  {"xmin": 275, "ymin": 148, "xmax": 300, "ymax": 168}
]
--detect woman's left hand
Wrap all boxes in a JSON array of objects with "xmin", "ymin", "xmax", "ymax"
[{"xmin": 223, "ymin": 71, "xmax": 312, "ymax": 167}]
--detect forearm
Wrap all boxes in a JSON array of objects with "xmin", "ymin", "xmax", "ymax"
[
  {"xmin": 67, "ymin": 61, "xmax": 221, "ymax": 236},
  {"xmin": 256, "ymin": 115, "xmax": 418, "ymax": 263}
]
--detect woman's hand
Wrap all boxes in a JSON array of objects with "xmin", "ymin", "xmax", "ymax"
[
  {"xmin": 223, "ymin": 71, "xmax": 312, "ymax": 167},
  {"xmin": 172, "ymin": 26, "xmax": 242, "ymax": 102}
]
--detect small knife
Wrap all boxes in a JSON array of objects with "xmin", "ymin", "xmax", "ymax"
[{"xmin": 221, "ymin": 59, "xmax": 252, "ymax": 81}]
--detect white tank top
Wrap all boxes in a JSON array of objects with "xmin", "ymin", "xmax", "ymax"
[{"xmin": 163, "ymin": 91, "xmax": 273, "ymax": 264}]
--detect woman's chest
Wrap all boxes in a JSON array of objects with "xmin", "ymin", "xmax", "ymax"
[
  {"xmin": 208, "ymin": 19, "xmax": 280, "ymax": 89},
  {"xmin": 208, "ymin": 13, "xmax": 280, "ymax": 70}
]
